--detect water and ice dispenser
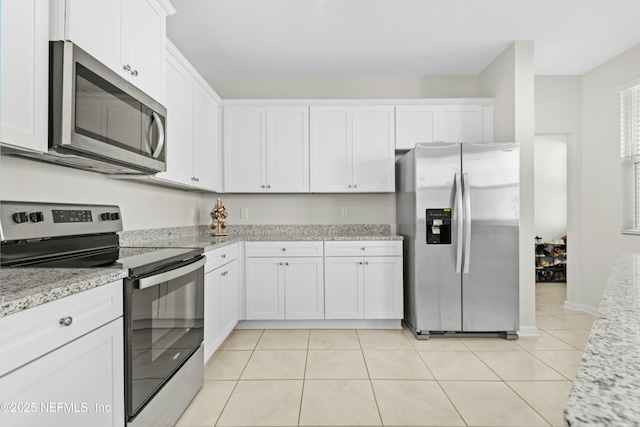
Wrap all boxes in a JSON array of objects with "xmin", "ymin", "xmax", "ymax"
[{"xmin": 426, "ymin": 209, "xmax": 452, "ymax": 244}]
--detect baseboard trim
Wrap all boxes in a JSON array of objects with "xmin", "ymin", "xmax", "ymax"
[
  {"xmin": 517, "ymin": 325, "xmax": 540, "ymax": 337},
  {"xmin": 236, "ymin": 319, "xmax": 402, "ymax": 330},
  {"xmin": 564, "ymin": 300, "xmax": 598, "ymax": 316}
]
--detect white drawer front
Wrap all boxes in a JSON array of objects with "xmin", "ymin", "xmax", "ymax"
[
  {"xmin": 324, "ymin": 241, "xmax": 402, "ymax": 257},
  {"xmin": 205, "ymin": 243, "xmax": 239, "ymax": 272},
  {"xmin": 246, "ymin": 241, "xmax": 324, "ymax": 257},
  {"xmin": 0, "ymin": 280, "xmax": 123, "ymax": 377}
]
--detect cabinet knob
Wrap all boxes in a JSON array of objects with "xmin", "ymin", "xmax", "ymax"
[
  {"xmin": 267, "ymin": 185, "xmax": 271, "ymax": 189},
  {"xmin": 59, "ymin": 316, "xmax": 73, "ymax": 327},
  {"xmin": 348, "ymin": 185, "xmax": 352, "ymax": 188},
  {"xmin": 131, "ymin": 69, "xmax": 139, "ymax": 77},
  {"xmin": 361, "ymin": 247, "xmax": 366, "ymax": 251},
  {"xmin": 279, "ymin": 262, "xmax": 283, "ymax": 266},
  {"xmin": 222, "ymin": 254, "xmax": 226, "ymax": 258},
  {"xmin": 285, "ymin": 262, "xmax": 289, "ymax": 266},
  {"xmin": 123, "ymin": 64, "xmax": 131, "ymax": 71},
  {"xmin": 353, "ymin": 184, "xmax": 358, "ymax": 188},
  {"xmin": 365, "ymin": 261, "xmax": 369, "ymax": 265},
  {"xmin": 359, "ymin": 261, "xmax": 363, "ymax": 265},
  {"xmin": 282, "ymin": 248, "xmax": 287, "ymax": 251},
  {"xmin": 261, "ymin": 185, "xmax": 266, "ymax": 188}
]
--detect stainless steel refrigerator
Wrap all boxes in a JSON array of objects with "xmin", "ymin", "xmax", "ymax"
[{"xmin": 396, "ymin": 142, "xmax": 519, "ymax": 339}]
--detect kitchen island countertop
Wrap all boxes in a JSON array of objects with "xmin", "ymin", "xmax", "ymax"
[{"xmin": 564, "ymin": 253, "xmax": 640, "ymax": 426}]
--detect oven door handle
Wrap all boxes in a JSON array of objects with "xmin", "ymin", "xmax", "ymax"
[{"xmin": 137, "ymin": 257, "xmax": 205, "ymax": 290}]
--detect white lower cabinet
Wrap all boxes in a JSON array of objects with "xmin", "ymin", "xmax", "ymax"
[
  {"xmin": 245, "ymin": 242, "xmax": 324, "ymax": 320},
  {"xmin": 204, "ymin": 244, "xmax": 239, "ymax": 362},
  {"xmin": 0, "ymin": 281, "xmax": 124, "ymax": 427},
  {"xmin": 324, "ymin": 241, "xmax": 403, "ymax": 320}
]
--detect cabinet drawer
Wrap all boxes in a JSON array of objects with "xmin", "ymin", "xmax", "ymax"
[
  {"xmin": 246, "ymin": 241, "xmax": 323, "ymax": 257},
  {"xmin": 0, "ymin": 280, "xmax": 123, "ymax": 377},
  {"xmin": 324, "ymin": 241, "xmax": 402, "ymax": 257},
  {"xmin": 205, "ymin": 243, "xmax": 239, "ymax": 272}
]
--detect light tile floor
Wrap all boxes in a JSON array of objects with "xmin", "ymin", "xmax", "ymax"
[{"xmin": 176, "ymin": 282, "xmax": 592, "ymax": 427}]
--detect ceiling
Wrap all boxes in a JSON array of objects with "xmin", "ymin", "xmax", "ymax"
[{"xmin": 166, "ymin": 0, "xmax": 640, "ymax": 77}]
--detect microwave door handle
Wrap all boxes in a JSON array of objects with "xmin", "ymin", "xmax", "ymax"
[{"xmin": 151, "ymin": 112, "xmax": 165, "ymax": 159}]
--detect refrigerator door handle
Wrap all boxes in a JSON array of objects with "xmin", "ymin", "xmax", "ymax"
[
  {"xmin": 455, "ymin": 173, "xmax": 464, "ymax": 273},
  {"xmin": 462, "ymin": 172, "xmax": 471, "ymax": 274}
]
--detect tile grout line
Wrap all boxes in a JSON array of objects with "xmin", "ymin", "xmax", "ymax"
[
  {"xmin": 212, "ymin": 329, "xmax": 264, "ymax": 427},
  {"xmin": 297, "ymin": 330, "xmax": 311, "ymax": 427},
  {"xmin": 355, "ymin": 329, "xmax": 385, "ymax": 427}
]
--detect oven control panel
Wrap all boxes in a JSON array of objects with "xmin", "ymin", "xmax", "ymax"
[{"xmin": 0, "ymin": 201, "xmax": 123, "ymax": 241}]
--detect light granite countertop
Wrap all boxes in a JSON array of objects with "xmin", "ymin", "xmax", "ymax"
[
  {"xmin": 564, "ymin": 253, "xmax": 640, "ymax": 426},
  {"xmin": 1, "ymin": 224, "xmax": 402, "ymax": 318},
  {"xmin": 0, "ymin": 268, "xmax": 128, "ymax": 318}
]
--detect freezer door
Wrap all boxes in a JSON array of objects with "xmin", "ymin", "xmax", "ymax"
[
  {"xmin": 413, "ymin": 142, "xmax": 462, "ymax": 332},
  {"xmin": 461, "ymin": 143, "xmax": 519, "ymax": 332}
]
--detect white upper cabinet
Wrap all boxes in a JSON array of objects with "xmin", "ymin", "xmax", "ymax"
[
  {"xmin": 310, "ymin": 106, "xmax": 394, "ymax": 192},
  {"xmin": 57, "ymin": 0, "xmax": 175, "ymax": 103},
  {"xmin": 395, "ymin": 102, "xmax": 493, "ymax": 149},
  {"xmin": 267, "ymin": 107, "xmax": 310, "ymax": 192},
  {"xmin": 0, "ymin": 0, "xmax": 49, "ymax": 152},
  {"xmin": 154, "ymin": 42, "xmax": 221, "ymax": 192},
  {"xmin": 157, "ymin": 50, "xmax": 194, "ymax": 187},
  {"xmin": 352, "ymin": 106, "xmax": 395, "ymax": 192},
  {"xmin": 224, "ymin": 106, "xmax": 309, "ymax": 193},
  {"xmin": 224, "ymin": 107, "xmax": 266, "ymax": 192}
]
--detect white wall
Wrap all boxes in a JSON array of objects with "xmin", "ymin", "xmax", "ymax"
[
  {"xmin": 479, "ymin": 41, "xmax": 537, "ymax": 336},
  {"xmin": 534, "ymin": 135, "xmax": 567, "ymax": 241},
  {"xmin": 0, "ymin": 156, "xmax": 206, "ymax": 230},
  {"xmin": 578, "ymin": 43, "xmax": 640, "ymax": 312},
  {"xmin": 207, "ymin": 75, "xmax": 479, "ymax": 99},
  {"xmin": 215, "ymin": 193, "xmax": 396, "ymax": 226}
]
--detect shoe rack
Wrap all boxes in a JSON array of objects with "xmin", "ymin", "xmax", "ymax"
[{"xmin": 535, "ymin": 241, "xmax": 567, "ymax": 282}]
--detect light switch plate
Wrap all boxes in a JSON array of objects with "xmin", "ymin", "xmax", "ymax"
[
  {"xmin": 240, "ymin": 207, "xmax": 249, "ymax": 219},
  {"xmin": 341, "ymin": 207, "xmax": 349, "ymax": 217}
]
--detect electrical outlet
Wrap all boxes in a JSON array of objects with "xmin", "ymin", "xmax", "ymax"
[
  {"xmin": 120, "ymin": 205, "xmax": 129, "ymax": 220},
  {"xmin": 341, "ymin": 207, "xmax": 349, "ymax": 217},
  {"xmin": 240, "ymin": 207, "xmax": 249, "ymax": 219}
]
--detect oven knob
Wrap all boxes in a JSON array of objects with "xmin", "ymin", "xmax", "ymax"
[
  {"xmin": 100, "ymin": 213, "xmax": 111, "ymax": 221},
  {"xmin": 29, "ymin": 212, "xmax": 44, "ymax": 223},
  {"xmin": 110, "ymin": 212, "xmax": 120, "ymax": 220},
  {"xmin": 12, "ymin": 212, "xmax": 29, "ymax": 224}
]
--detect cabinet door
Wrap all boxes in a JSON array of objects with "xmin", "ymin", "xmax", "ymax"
[
  {"xmin": 0, "ymin": 318, "xmax": 124, "ymax": 427},
  {"xmin": 266, "ymin": 106, "xmax": 309, "ymax": 192},
  {"xmin": 121, "ymin": 0, "xmax": 164, "ymax": 101},
  {"xmin": 224, "ymin": 107, "xmax": 267, "ymax": 192},
  {"xmin": 204, "ymin": 269, "xmax": 221, "ymax": 362},
  {"xmin": 352, "ymin": 106, "xmax": 395, "ymax": 192},
  {"xmin": 192, "ymin": 83, "xmax": 220, "ymax": 191},
  {"xmin": 438, "ymin": 104, "xmax": 483, "ymax": 143},
  {"xmin": 324, "ymin": 257, "xmax": 364, "ymax": 319},
  {"xmin": 0, "ymin": 0, "xmax": 49, "ymax": 152},
  {"xmin": 395, "ymin": 105, "xmax": 439, "ymax": 149},
  {"xmin": 310, "ymin": 106, "xmax": 352, "ymax": 192},
  {"xmin": 245, "ymin": 258, "xmax": 284, "ymax": 320},
  {"xmin": 155, "ymin": 53, "xmax": 194, "ymax": 186},
  {"xmin": 284, "ymin": 257, "xmax": 324, "ymax": 320},
  {"xmin": 220, "ymin": 260, "xmax": 239, "ymax": 337},
  {"xmin": 65, "ymin": 0, "xmax": 122, "ymax": 78},
  {"xmin": 363, "ymin": 257, "xmax": 403, "ymax": 319}
]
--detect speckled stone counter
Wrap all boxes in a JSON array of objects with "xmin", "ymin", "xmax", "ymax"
[
  {"xmin": 120, "ymin": 224, "xmax": 403, "ymax": 249},
  {"xmin": 0, "ymin": 268, "xmax": 128, "ymax": 318},
  {"xmin": 565, "ymin": 254, "xmax": 640, "ymax": 426}
]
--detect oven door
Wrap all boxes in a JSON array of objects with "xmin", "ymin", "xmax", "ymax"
[{"xmin": 124, "ymin": 256, "xmax": 205, "ymax": 419}]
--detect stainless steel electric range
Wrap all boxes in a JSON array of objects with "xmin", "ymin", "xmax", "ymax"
[{"xmin": 0, "ymin": 201, "xmax": 205, "ymax": 427}]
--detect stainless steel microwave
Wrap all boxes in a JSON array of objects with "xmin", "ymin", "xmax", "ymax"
[{"xmin": 7, "ymin": 41, "xmax": 167, "ymax": 174}]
